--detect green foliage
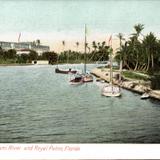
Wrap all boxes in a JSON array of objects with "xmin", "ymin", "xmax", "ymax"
[
  {"xmin": 17, "ymin": 54, "xmax": 29, "ymax": 63},
  {"xmin": 115, "ymin": 24, "xmax": 160, "ymax": 72},
  {"xmin": 123, "ymin": 71, "xmax": 149, "ymax": 81},
  {"xmin": 0, "ymin": 49, "xmax": 17, "ymax": 63},
  {"xmin": 0, "ymin": 49, "xmax": 38, "ymax": 64},
  {"xmin": 28, "ymin": 50, "xmax": 38, "ymax": 62},
  {"xmin": 42, "ymin": 51, "xmax": 58, "ymax": 64}
]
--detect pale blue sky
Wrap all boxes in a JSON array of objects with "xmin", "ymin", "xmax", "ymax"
[{"xmin": 0, "ymin": 0, "xmax": 160, "ymax": 49}]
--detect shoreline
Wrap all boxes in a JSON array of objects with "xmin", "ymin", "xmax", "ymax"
[
  {"xmin": 0, "ymin": 63, "xmax": 34, "ymax": 67},
  {"xmin": 91, "ymin": 68, "xmax": 160, "ymax": 101}
]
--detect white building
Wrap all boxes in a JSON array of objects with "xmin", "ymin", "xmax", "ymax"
[
  {"xmin": 32, "ymin": 60, "xmax": 49, "ymax": 65},
  {"xmin": 0, "ymin": 41, "xmax": 50, "ymax": 55}
]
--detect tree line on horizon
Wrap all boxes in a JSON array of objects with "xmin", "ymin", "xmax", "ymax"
[
  {"xmin": 57, "ymin": 41, "xmax": 110, "ymax": 63},
  {"xmin": 0, "ymin": 23, "xmax": 160, "ymax": 74},
  {"xmin": 0, "ymin": 40, "xmax": 110, "ymax": 64}
]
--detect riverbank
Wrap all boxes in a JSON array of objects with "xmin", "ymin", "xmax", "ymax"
[
  {"xmin": 91, "ymin": 67, "xmax": 160, "ymax": 100},
  {"xmin": 0, "ymin": 63, "xmax": 34, "ymax": 66}
]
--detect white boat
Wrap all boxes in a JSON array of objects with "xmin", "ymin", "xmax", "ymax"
[
  {"xmin": 102, "ymin": 84, "xmax": 121, "ymax": 97},
  {"xmin": 101, "ymin": 39, "xmax": 121, "ymax": 97},
  {"xmin": 141, "ymin": 92, "xmax": 149, "ymax": 99}
]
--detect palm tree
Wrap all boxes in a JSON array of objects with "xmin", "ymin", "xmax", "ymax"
[
  {"xmin": 92, "ymin": 41, "xmax": 97, "ymax": 52},
  {"xmin": 76, "ymin": 42, "xmax": 79, "ymax": 52},
  {"xmin": 134, "ymin": 23, "xmax": 144, "ymax": 38},
  {"xmin": 62, "ymin": 40, "xmax": 65, "ymax": 52},
  {"xmin": 117, "ymin": 33, "xmax": 124, "ymax": 48},
  {"xmin": 131, "ymin": 24, "xmax": 144, "ymax": 70},
  {"xmin": 102, "ymin": 41, "xmax": 106, "ymax": 47},
  {"xmin": 143, "ymin": 32, "xmax": 157, "ymax": 71},
  {"xmin": 36, "ymin": 39, "xmax": 40, "ymax": 46},
  {"xmin": 75, "ymin": 42, "xmax": 79, "ymax": 62}
]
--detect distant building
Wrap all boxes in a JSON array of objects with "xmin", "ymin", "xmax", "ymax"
[
  {"xmin": 32, "ymin": 60, "xmax": 49, "ymax": 65},
  {"xmin": 0, "ymin": 41, "xmax": 50, "ymax": 55},
  {"xmin": 0, "ymin": 42, "xmax": 12, "ymax": 50}
]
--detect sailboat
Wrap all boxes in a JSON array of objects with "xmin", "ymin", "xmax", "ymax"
[
  {"xmin": 69, "ymin": 24, "xmax": 93, "ymax": 84},
  {"xmin": 55, "ymin": 42, "xmax": 77, "ymax": 74},
  {"xmin": 82, "ymin": 24, "xmax": 93, "ymax": 83},
  {"xmin": 69, "ymin": 73, "xmax": 84, "ymax": 85},
  {"xmin": 101, "ymin": 36, "xmax": 121, "ymax": 97},
  {"xmin": 102, "ymin": 82, "xmax": 121, "ymax": 97}
]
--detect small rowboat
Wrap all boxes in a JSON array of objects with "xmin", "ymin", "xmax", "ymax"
[{"xmin": 141, "ymin": 92, "xmax": 149, "ymax": 99}]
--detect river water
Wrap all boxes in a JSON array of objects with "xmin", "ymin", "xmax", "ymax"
[{"xmin": 0, "ymin": 64, "xmax": 160, "ymax": 143}]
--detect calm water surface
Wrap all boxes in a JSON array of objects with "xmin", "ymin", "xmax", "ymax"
[{"xmin": 0, "ymin": 64, "xmax": 160, "ymax": 143}]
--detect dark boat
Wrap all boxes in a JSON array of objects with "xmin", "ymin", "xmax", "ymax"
[
  {"xmin": 69, "ymin": 74, "xmax": 83, "ymax": 85},
  {"xmin": 55, "ymin": 68, "xmax": 77, "ymax": 74}
]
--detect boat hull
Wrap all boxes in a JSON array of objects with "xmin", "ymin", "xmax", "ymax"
[
  {"xmin": 102, "ymin": 92, "xmax": 121, "ymax": 97},
  {"xmin": 141, "ymin": 93, "xmax": 149, "ymax": 99},
  {"xmin": 69, "ymin": 75, "xmax": 83, "ymax": 85},
  {"xmin": 69, "ymin": 81, "xmax": 83, "ymax": 85}
]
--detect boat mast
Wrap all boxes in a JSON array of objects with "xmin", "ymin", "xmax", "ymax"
[
  {"xmin": 118, "ymin": 35, "xmax": 122, "ymax": 82},
  {"xmin": 84, "ymin": 24, "xmax": 87, "ymax": 74},
  {"xmin": 109, "ymin": 35, "xmax": 113, "ymax": 85},
  {"xmin": 110, "ymin": 49, "xmax": 113, "ymax": 85},
  {"xmin": 109, "ymin": 35, "xmax": 113, "ymax": 92},
  {"xmin": 57, "ymin": 54, "xmax": 59, "ymax": 68}
]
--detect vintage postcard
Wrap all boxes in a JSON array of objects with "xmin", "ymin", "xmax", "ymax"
[{"xmin": 0, "ymin": 0, "xmax": 160, "ymax": 159}]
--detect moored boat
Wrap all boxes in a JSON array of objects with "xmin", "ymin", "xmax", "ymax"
[
  {"xmin": 69, "ymin": 74, "xmax": 83, "ymax": 85},
  {"xmin": 82, "ymin": 73, "xmax": 94, "ymax": 83},
  {"xmin": 101, "ymin": 36, "xmax": 121, "ymax": 97},
  {"xmin": 82, "ymin": 24, "xmax": 93, "ymax": 83},
  {"xmin": 55, "ymin": 68, "xmax": 77, "ymax": 74},
  {"xmin": 102, "ymin": 84, "xmax": 121, "ymax": 97},
  {"xmin": 141, "ymin": 92, "xmax": 150, "ymax": 99}
]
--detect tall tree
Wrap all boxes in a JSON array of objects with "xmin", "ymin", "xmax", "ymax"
[
  {"xmin": 36, "ymin": 39, "xmax": 40, "ymax": 46},
  {"xmin": 62, "ymin": 40, "xmax": 65, "ymax": 52},
  {"xmin": 117, "ymin": 33, "xmax": 125, "ymax": 80},
  {"xmin": 134, "ymin": 23, "xmax": 144, "ymax": 37},
  {"xmin": 92, "ymin": 41, "xmax": 97, "ymax": 52},
  {"xmin": 76, "ymin": 42, "xmax": 79, "ymax": 52},
  {"xmin": 76, "ymin": 42, "xmax": 79, "ymax": 61},
  {"xmin": 132, "ymin": 24, "xmax": 144, "ymax": 70},
  {"xmin": 143, "ymin": 32, "xmax": 157, "ymax": 71}
]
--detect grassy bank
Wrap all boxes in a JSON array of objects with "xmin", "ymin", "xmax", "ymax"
[{"xmin": 122, "ymin": 70, "xmax": 149, "ymax": 81}]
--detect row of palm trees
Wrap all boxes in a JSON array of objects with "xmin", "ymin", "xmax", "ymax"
[
  {"xmin": 59, "ymin": 24, "xmax": 160, "ymax": 72},
  {"xmin": 58, "ymin": 40, "xmax": 110, "ymax": 63},
  {"xmin": 116, "ymin": 24, "xmax": 160, "ymax": 72}
]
